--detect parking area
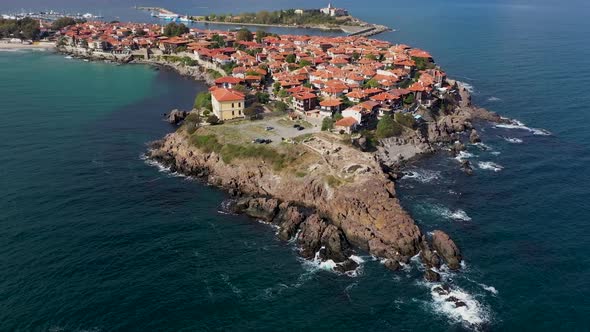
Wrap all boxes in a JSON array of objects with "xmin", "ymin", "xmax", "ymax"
[{"xmin": 221, "ymin": 115, "xmax": 322, "ymax": 146}]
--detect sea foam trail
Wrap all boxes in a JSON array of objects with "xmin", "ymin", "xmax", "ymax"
[
  {"xmin": 428, "ymin": 284, "xmax": 491, "ymax": 328},
  {"xmin": 457, "ymin": 81, "xmax": 475, "ymax": 94},
  {"xmin": 300, "ymin": 248, "xmax": 366, "ymax": 278},
  {"xmin": 402, "ymin": 169, "xmax": 441, "ymax": 183},
  {"xmin": 477, "ymin": 161, "xmax": 504, "ymax": 172},
  {"xmin": 495, "ymin": 119, "xmax": 551, "ymax": 136},
  {"xmin": 423, "ymin": 204, "xmax": 472, "ymax": 222},
  {"xmin": 454, "ymin": 151, "xmax": 474, "ymax": 161},
  {"xmin": 502, "ymin": 136, "xmax": 523, "ymax": 144}
]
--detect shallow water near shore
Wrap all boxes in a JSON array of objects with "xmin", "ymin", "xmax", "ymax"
[{"xmin": 2, "ymin": 0, "xmax": 590, "ymax": 330}]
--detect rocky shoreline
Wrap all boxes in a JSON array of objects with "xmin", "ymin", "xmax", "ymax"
[
  {"xmin": 56, "ymin": 46, "xmax": 218, "ymax": 85},
  {"xmin": 146, "ymin": 78, "xmax": 508, "ymax": 282},
  {"xmin": 56, "ymin": 44, "xmax": 504, "ymax": 282}
]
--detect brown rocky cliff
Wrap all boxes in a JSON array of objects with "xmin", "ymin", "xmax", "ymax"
[{"xmin": 148, "ymin": 132, "xmax": 431, "ymax": 267}]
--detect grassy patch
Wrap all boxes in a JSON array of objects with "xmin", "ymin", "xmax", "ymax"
[
  {"xmin": 325, "ymin": 175, "xmax": 346, "ymax": 188},
  {"xmin": 220, "ymin": 143, "xmax": 289, "ymax": 170},
  {"xmin": 190, "ymin": 134, "xmax": 222, "ymax": 153}
]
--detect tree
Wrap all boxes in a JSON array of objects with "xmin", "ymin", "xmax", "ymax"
[
  {"xmin": 365, "ymin": 54, "xmax": 377, "ymax": 61},
  {"xmin": 273, "ymin": 82, "xmax": 281, "ymax": 93},
  {"xmin": 376, "ymin": 115, "xmax": 402, "ymax": 138},
  {"xmin": 299, "ymin": 59, "xmax": 312, "ymax": 67},
  {"xmin": 206, "ymin": 114, "xmax": 220, "ymax": 125},
  {"xmin": 255, "ymin": 92, "xmax": 270, "ymax": 104},
  {"xmin": 51, "ymin": 17, "xmax": 78, "ymax": 30},
  {"xmin": 255, "ymin": 30, "xmax": 270, "ymax": 43},
  {"xmin": 210, "ymin": 34, "xmax": 226, "ymax": 48},
  {"xmin": 333, "ymin": 112, "xmax": 344, "ymax": 121},
  {"xmin": 403, "ymin": 94, "xmax": 415, "ymax": 105},
  {"xmin": 194, "ymin": 92, "xmax": 212, "ymax": 111},
  {"xmin": 163, "ymin": 22, "xmax": 189, "ymax": 37},
  {"xmin": 274, "ymin": 101, "xmax": 288, "ymax": 112},
  {"xmin": 277, "ymin": 89, "xmax": 288, "ymax": 98},
  {"xmin": 321, "ymin": 117, "xmax": 334, "ymax": 131},
  {"xmin": 236, "ymin": 28, "xmax": 253, "ymax": 42},
  {"xmin": 394, "ymin": 112, "xmax": 416, "ymax": 129},
  {"xmin": 285, "ymin": 54, "xmax": 296, "ymax": 64},
  {"xmin": 363, "ymin": 79, "xmax": 380, "ymax": 89}
]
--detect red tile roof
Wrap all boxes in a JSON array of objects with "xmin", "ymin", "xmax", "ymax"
[{"xmin": 211, "ymin": 88, "xmax": 245, "ymax": 102}]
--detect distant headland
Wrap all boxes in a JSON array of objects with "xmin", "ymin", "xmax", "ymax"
[{"xmin": 136, "ymin": 3, "xmax": 392, "ymax": 37}]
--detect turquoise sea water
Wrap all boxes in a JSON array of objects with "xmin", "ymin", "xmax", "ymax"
[{"xmin": 1, "ymin": 0, "xmax": 590, "ymax": 330}]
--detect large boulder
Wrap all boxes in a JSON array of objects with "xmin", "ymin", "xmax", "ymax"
[
  {"xmin": 166, "ymin": 109, "xmax": 188, "ymax": 125},
  {"xmin": 420, "ymin": 239, "xmax": 441, "ymax": 268},
  {"xmin": 297, "ymin": 214, "xmax": 327, "ymax": 259},
  {"xmin": 236, "ymin": 197, "xmax": 279, "ymax": 222},
  {"xmin": 424, "ymin": 269, "xmax": 441, "ymax": 282},
  {"xmin": 320, "ymin": 224, "xmax": 351, "ymax": 262},
  {"xmin": 469, "ymin": 129, "xmax": 482, "ymax": 144},
  {"xmin": 431, "ymin": 230, "xmax": 462, "ymax": 270},
  {"xmin": 275, "ymin": 203, "xmax": 306, "ymax": 241}
]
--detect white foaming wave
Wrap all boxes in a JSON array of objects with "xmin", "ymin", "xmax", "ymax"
[
  {"xmin": 454, "ymin": 151, "xmax": 474, "ymax": 161},
  {"xmin": 487, "ymin": 96, "xmax": 501, "ymax": 102},
  {"xmin": 449, "ymin": 209, "xmax": 472, "ymax": 221},
  {"xmin": 427, "ymin": 204, "xmax": 472, "ymax": 222},
  {"xmin": 257, "ymin": 219, "xmax": 280, "ymax": 232},
  {"xmin": 458, "ymin": 81, "xmax": 475, "ymax": 94},
  {"xmin": 141, "ymin": 153, "xmax": 193, "ymax": 179},
  {"xmin": 478, "ymin": 283, "xmax": 499, "ymax": 295},
  {"xmin": 428, "ymin": 284, "xmax": 491, "ymax": 328},
  {"xmin": 495, "ymin": 119, "xmax": 551, "ymax": 136},
  {"xmin": 300, "ymin": 248, "xmax": 364, "ymax": 278},
  {"xmin": 502, "ymin": 136, "xmax": 523, "ymax": 144},
  {"xmin": 403, "ymin": 169, "xmax": 441, "ymax": 183},
  {"xmin": 472, "ymin": 142, "xmax": 491, "ymax": 150},
  {"xmin": 477, "ymin": 161, "xmax": 504, "ymax": 172}
]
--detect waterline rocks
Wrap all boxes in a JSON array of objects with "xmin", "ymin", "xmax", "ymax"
[
  {"xmin": 165, "ymin": 109, "xmax": 188, "ymax": 125},
  {"xmin": 431, "ymin": 230, "xmax": 463, "ymax": 270},
  {"xmin": 146, "ymin": 131, "xmax": 439, "ymax": 275},
  {"xmin": 469, "ymin": 129, "xmax": 482, "ymax": 144}
]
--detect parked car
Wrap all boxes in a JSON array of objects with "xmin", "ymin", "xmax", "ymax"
[
  {"xmin": 265, "ymin": 126, "xmax": 274, "ymax": 131},
  {"xmin": 297, "ymin": 126, "xmax": 305, "ymax": 131},
  {"xmin": 293, "ymin": 124, "xmax": 300, "ymax": 129}
]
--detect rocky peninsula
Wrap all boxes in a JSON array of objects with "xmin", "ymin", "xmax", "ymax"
[
  {"xmin": 147, "ymin": 79, "xmax": 505, "ymax": 281},
  {"xmin": 53, "ymin": 20, "xmax": 509, "ymax": 283}
]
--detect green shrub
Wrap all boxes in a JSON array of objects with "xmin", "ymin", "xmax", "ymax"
[
  {"xmin": 220, "ymin": 144, "xmax": 287, "ymax": 170},
  {"xmin": 376, "ymin": 115, "xmax": 402, "ymax": 138},
  {"xmin": 194, "ymin": 92, "xmax": 212, "ymax": 111},
  {"xmin": 190, "ymin": 135, "xmax": 222, "ymax": 153},
  {"xmin": 321, "ymin": 117, "xmax": 334, "ymax": 131},
  {"xmin": 394, "ymin": 112, "xmax": 416, "ymax": 129}
]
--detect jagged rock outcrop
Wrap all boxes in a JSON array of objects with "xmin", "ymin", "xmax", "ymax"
[
  {"xmin": 460, "ymin": 160, "xmax": 474, "ymax": 176},
  {"xmin": 147, "ymin": 132, "xmax": 430, "ymax": 269},
  {"xmin": 165, "ymin": 109, "xmax": 188, "ymax": 125},
  {"xmin": 298, "ymin": 214, "xmax": 328, "ymax": 259},
  {"xmin": 469, "ymin": 129, "xmax": 482, "ymax": 144},
  {"xmin": 424, "ymin": 269, "xmax": 441, "ymax": 282},
  {"xmin": 420, "ymin": 238, "xmax": 442, "ymax": 269},
  {"xmin": 431, "ymin": 230, "xmax": 462, "ymax": 270}
]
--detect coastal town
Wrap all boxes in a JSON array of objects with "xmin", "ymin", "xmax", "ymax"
[
  {"xmin": 47, "ymin": 17, "xmax": 465, "ymax": 153},
  {"xmin": 0, "ymin": 4, "xmax": 503, "ymax": 321}
]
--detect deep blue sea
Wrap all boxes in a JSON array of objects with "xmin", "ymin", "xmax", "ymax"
[{"xmin": 1, "ymin": 0, "xmax": 589, "ymax": 331}]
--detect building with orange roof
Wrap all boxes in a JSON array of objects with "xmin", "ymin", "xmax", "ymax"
[
  {"xmin": 211, "ymin": 88, "xmax": 245, "ymax": 121},
  {"xmin": 334, "ymin": 117, "xmax": 358, "ymax": 134}
]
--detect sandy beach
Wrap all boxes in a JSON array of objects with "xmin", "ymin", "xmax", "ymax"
[{"xmin": 0, "ymin": 42, "xmax": 55, "ymax": 50}]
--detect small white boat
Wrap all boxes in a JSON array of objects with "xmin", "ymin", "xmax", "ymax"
[{"xmin": 65, "ymin": 56, "xmax": 73, "ymax": 59}]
